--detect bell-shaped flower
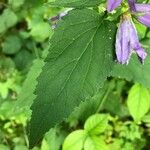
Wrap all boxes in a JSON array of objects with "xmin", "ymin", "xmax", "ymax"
[
  {"xmin": 116, "ymin": 14, "xmax": 147, "ymax": 64},
  {"xmin": 128, "ymin": 0, "xmax": 150, "ymax": 27},
  {"xmin": 107, "ymin": 0, "xmax": 122, "ymax": 12}
]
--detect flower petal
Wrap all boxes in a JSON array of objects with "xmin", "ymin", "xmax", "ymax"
[
  {"xmin": 128, "ymin": 0, "xmax": 136, "ymax": 11},
  {"xmin": 138, "ymin": 14, "xmax": 150, "ymax": 27},
  {"xmin": 129, "ymin": 20, "xmax": 147, "ymax": 63},
  {"xmin": 135, "ymin": 4, "xmax": 150, "ymax": 12},
  {"xmin": 107, "ymin": 0, "xmax": 122, "ymax": 12},
  {"xmin": 116, "ymin": 20, "xmax": 131, "ymax": 64},
  {"xmin": 135, "ymin": 47, "xmax": 147, "ymax": 63}
]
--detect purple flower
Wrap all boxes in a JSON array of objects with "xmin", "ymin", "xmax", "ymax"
[
  {"xmin": 128, "ymin": 0, "xmax": 150, "ymax": 27},
  {"xmin": 107, "ymin": 0, "xmax": 122, "ymax": 12},
  {"xmin": 116, "ymin": 14, "xmax": 147, "ymax": 64}
]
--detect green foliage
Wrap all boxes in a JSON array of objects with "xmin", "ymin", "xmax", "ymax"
[
  {"xmin": 84, "ymin": 136, "xmax": 108, "ymax": 150},
  {"xmin": 14, "ymin": 58, "xmax": 45, "ymax": 117},
  {"xmin": 84, "ymin": 114, "xmax": 108, "ymax": 135},
  {"xmin": 49, "ymin": 0, "xmax": 104, "ymax": 7},
  {"xmin": 28, "ymin": 8, "xmax": 117, "ymax": 147},
  {"xmin": 127, "ymin": 84, "xmax": 150, "ymax": 122},
  {"xmin": 30, "ymin": 23, "xmax": 51, "ymax": 42},
  {"xmin": 0, "ymin": 0, "xmax": 57, "ymax": 149},
  {"xmin": 63, "ymin": 114, "xmax": 109, "ymax": 150},
  {"xmin": 2, "ymin": 35, "xmax": 22, "ymax": 54},
  {"xmin": 63, "ymin": 130, "xmax": 87, "ymax": 150},
  {"xmin": 1, "ymin": 0, "xmax": 150, "ymax": 149},
  {"xmin": 0, "ymin": 9, "xmax": 18, "ymax": 34}
]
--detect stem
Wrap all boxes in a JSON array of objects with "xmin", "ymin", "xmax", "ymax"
[
  {"xmin": 33, "ymin": 42, "xmax": 40, "ymax": 59},
  {"xmin": 96, "ymin": 82, "xmax": 113, "ymax": 113},
  {"xmin": 146, "ymin": 0, "xmax": 149, "ymax": 3},
  {"xmin": 144, "ymin": 28, "xmax": 150, "ymax": 38}
]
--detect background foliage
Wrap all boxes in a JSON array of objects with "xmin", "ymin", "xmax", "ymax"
[{"xmin": 1, "ymin": 0, "xmax": 150, "ymax": 150}]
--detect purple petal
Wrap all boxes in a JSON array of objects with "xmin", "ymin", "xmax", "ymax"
[
  {"xmin": 135, "ymin": 4, "xmax": 150, "ymax": 12},
  {"xmin": 107, "ymin": 0, "xmax": 122, "ymax": 12},
  {"xmin": 135, "ymin": 47, "xmax": 147, "ymax": 63},
  {"xmin": 129, "ymin": 21, "xmax": 147, "ymax": 63},
  {"xmin": 128, "ymin": 0, "xmax": 136, "ymax": 11},
  {"xmin": 116, "ymin": 20, "xmax": 131, "ymax": 64},
  {"xmin": 129, "ymin": 20, "xmax": 140, "ymax": 48},
  {"xmin": 138, "ymin": 14, "xmax": 150, "ymax": 27}
]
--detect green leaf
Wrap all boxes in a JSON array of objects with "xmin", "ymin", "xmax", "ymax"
[
  {"xmin": 127, "ymin": 84, "xmax": 150, "ymax": 122},
  {"xmin": 13, "ymin": 49, "xmax": 33, "ymax": 71},
  {"xmin": 84, "ymin": 136, "xmax": 108, "ymax": 150},
  {"xmin": 43, "ymin": 127, "xmax": 67, "ymax": 150},
  {"xmin": 8, "ymin": 0, "xmax": 25, "ymax": 9},
  {"xmin": 2, "ymin": 35, "xmax": 22, "ymax": 55},
  {"xmin": 102, "ymin": 92, "xmax": 129, "ymax": 117},
  {"xmin": 68, "ymin": 83, "xmax": 110, "ymax": 124},
  {"xmin": 28, "ymin": 9, "xmax": 116, "ymax": 148},
  {"xmin": 84, "ymin": 114, "xmax": 108, "ymax": 135},
  {"xmin": 2, "ymin": 9, "xmax": 18, "ymax": 29},
  {"xmin": 0, "ymin": 16, "xmax": 7, "ymax": 34},
  {"xmin": 30, "ymin": 22, "xmax": 51, "ymax": 42},
  {"xmin": 62, "ymin": 130, "xmax": 87, "ymax": 150},
  {"xmin": 49, "ymin": 0, "xmax": 104, "ymax": 7},
  {"xmin": 0, "ymin": 144, "xmax": 10, "ymax": 150},
  {"xmin": 14, "ymin": 58, "xmax": 45, "ymax": 117}
]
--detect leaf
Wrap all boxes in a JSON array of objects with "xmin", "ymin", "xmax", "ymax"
[
  {"xmin": 28, "ymin": 9, "xmax": 116, "ymax": 148},
  {"xmin": 2, "ymin": 9, "xmax": 18, "ymax": 29},
  {"xmin": 84, "ymin": 136, "xmax": 109, "ymax": 150},
  {"xmin": 49, "ymin": 0, "xmax": 104, "ymax": 8},
  {"xmin": 43, "ymin": 126, "xmax": 67, "ymax": 150},
  {"xmin": 62, "ymin": 130, "xmax": 87, "ymax": 150},
  {"xmin": 68, "ymin": 83, "xmax": 110, "ymax": 124},
  {"xmin": 102, "ymin": 92, "xmax": 129, "ymax": 117},
  {"xmin": 84, "ymin": 114, "xmax": 108, "ymax": 135},
  {"xmin": 2, "ymin": 35, "xmax": 22, "ymax": 54},
  {"xmin": 8, "ymin": 0, "xmax": 25, "ymax": 9},
  {"xmin": 127, "ymin": 84, "xmax": 150, "ymax": 122},
  {"xmin": 13, "ymin": 49, "xmax": 33, "ymax": 71},
  {"xmin": 14, "ymin": 58, "xmax": 45, "ymax": 117},
  {"xmin": 30, "ymin": 22, "xmax": 51, "ymax": 42},
  {"xmin": 0, "ymin": 144, "xmax": 10, "ymax": 150},
  {"xmin": 111, "ymin": 39, "xmax": 150, "ymax": 88}
]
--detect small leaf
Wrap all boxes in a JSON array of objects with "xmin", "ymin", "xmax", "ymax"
[
  {"xmin": 62, "ymin": 130, "xmax": 87, "ymax": 150},
  {"xmin": 14, "ymin": 58, "xmax": 45, "ymax": 117},
  {"xmin": 2, "ymin": 9, "xmax": 18, "ymax": 28},
  {"xmin": 30, "ymin": 22, "xmax": 51, "ymax": 42},
  {"xmin": 127, "ymin": 84, "xmax": 150, "ymax": 122},
  {"xmin": 13, "ymin": 49, "xmax": 33, "ymax": 71},
  {"xmin": 8, "ymin": 0, "xmax": 25, "ymax": 9},
  {"xmin": 84, "ymin": 136, "xmax": 108, "ymax": 150},
  {"xmin": 84, "ymin": 114, "xmax": 108, "ymax": 135},
  {"xmin": 44, "ymin": 127, "xmax": 67, "ymax": 150},
  {"xmin": 2, "ymin": 35, "xmax": 22, "ymax": 55},
  {"xmin": 49, "ymin": 0, "xmax": 104, "ymax": 8}
]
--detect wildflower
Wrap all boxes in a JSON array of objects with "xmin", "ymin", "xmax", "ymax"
[
  {"xmin": 116, "ymin": 14, "xmax": 147, "ymax": 64},
  {"xmin": 107, "ymin": 0, "xmax": 122, "ymax": 12},
  {"xmin": 128, "ymin": 0, "xmax": 150, "ymax": 27}
]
